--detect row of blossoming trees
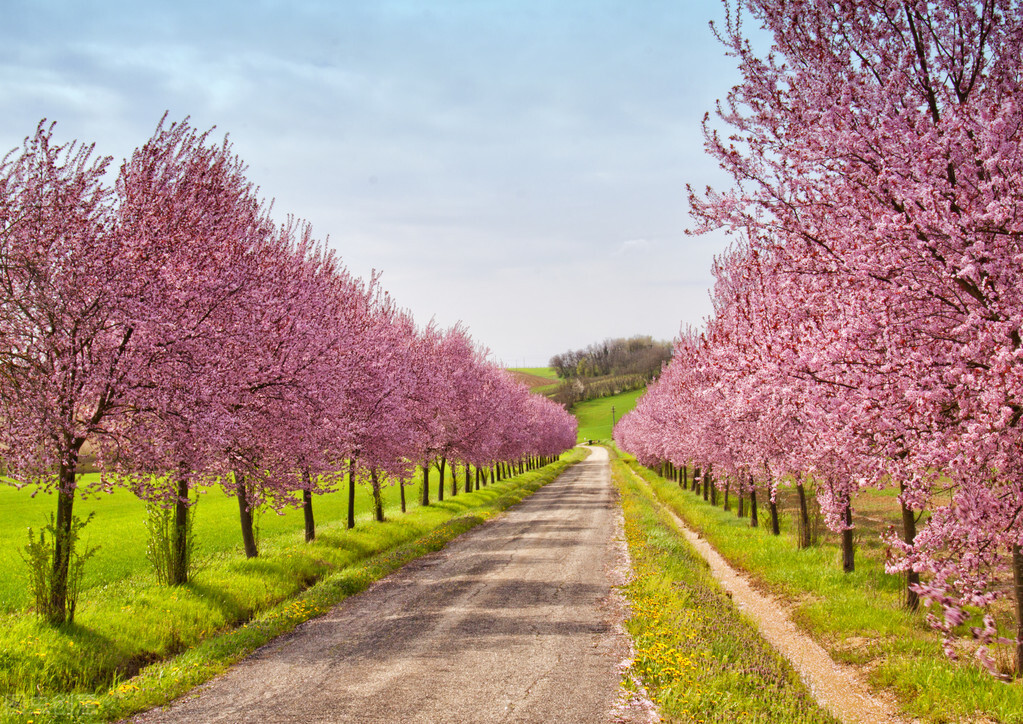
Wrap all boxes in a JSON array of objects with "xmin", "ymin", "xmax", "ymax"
[
  {"xmin": 0, "ymin": 117, "xmax": 577, "ymax": 624},
  {"xmin": 617, "ymin": 0, "xmax": 1023, "ymax": 678}
]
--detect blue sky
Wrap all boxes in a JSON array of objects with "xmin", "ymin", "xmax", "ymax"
[{"xmin": 2, "ymin": 0, "xmax": 743, "ymax": 367}]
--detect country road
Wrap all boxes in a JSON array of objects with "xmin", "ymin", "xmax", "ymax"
[{"xmin": 131, "ymin": 447, "xmax": 632, "ymax": 723}]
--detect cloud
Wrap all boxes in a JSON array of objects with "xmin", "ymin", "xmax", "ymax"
[{"xmin": 0, "ymin": 0, "xmax": 741, "ymax": 367}]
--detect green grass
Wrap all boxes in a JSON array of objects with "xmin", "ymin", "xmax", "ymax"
[
  {"xmin": 573, "ymin": 387, "xmax": 644, "ymax": 442},
  {"xmin": 620, "ymin": 452, "xmax": 1023, "ymax": 723},
  {"xmin": 0, "ymin": 451, "xmax": 585, "ymax": 724},
  {"xmin": 508, "ymin": 366, "xmax": 559, "ymax": 380},
  {"xmin": 611, "ymin": 454, "xmax": 838, "ymax": 723},
  {"xmin": 1, "ymin": 472, "xmax": 423, "ymax": 612}
]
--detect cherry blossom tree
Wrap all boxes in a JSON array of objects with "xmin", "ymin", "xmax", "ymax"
[
  {"xmin": 0, "ymin": 122, "xmax": 126, "ymax": 622},
  {"xmin": 684, "ymin": 0, "xmax": 1023, "ymax": 675}
]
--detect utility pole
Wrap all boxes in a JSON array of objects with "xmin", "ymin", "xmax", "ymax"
[{"xmin": 611, "ymin": 405, "xmax": 616, "ymax": 435}]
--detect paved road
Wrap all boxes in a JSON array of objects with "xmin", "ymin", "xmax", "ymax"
[{"xmin": 132, "ymin": 447, "xmax": 629, "ymax": 723}]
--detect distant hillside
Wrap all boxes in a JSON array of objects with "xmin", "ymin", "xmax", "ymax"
[
  {"xmin": 507, "ymin": 368, "xmax": 560, "ymax": 391},
  {"xmin": 549, "ymin": 335, "xmax": 672, "ymax": 381}
]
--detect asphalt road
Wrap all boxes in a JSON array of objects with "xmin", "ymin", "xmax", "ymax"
[{"xmin": 131, "ymin": 446, "xmax": 629, "ymax": 723}]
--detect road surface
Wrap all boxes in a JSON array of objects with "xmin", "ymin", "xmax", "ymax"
[{"xmin": 132, "ymin": 447, "xmax": 631, "ymax": 723}]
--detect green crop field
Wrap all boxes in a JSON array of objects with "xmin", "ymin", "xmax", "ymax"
[{"xmin": 573, "ymin": 387, "xmax": 644, "ymax": 442}]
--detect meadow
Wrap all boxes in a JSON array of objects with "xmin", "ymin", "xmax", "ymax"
[
  {"xmin": 0, "ymin": 452, "xmax": 583, "ymax": 723},
  {"xmin": 619, "ymin": 450, "xmax": 1023, "ymax": 723},
  {"xmin": 1, "ymin": 474, "xmax": 400, "ymax": 612},
  {"xmin": 574, "ymin": 387, "xmax": 644, "ymax": 442}
]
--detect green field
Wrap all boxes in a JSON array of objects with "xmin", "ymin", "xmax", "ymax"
[
  {"xmin": 0, "ymin": 473, "xmax": 421, "ymax": 612},
  {"xmin": 508, "ymin": 367, "xmax": 558, "ymax": 379},
  {"xmin": 573, "ymin": 387, "xmax": 644, "ymax": 442},
  {"xmin": 0, "ymin": 454, "xmax": 583, "ymax": 723}
]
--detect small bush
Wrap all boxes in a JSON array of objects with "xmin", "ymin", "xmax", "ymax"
[
  {"xmin": 22, "ymin": 513, "xmax": 98, "ymax": 624},
  {"xmin": 145, "ymin": 500, "xmax": 197, "ymax": 586}
]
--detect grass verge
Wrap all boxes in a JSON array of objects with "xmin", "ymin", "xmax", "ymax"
[
  {"xmin": 619, "ymin": 452, "xmax": 1023, "ymax": 724},
  {"xmin": 0, "ymin": 449, "xmax": 586, "ymax": 724},
  {"xmin": 611, "ymin": 452, "xmax": 838, "ymax": 723}
]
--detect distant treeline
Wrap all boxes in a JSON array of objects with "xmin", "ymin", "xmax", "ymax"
[
  {"xmin": 546, "ymin": 373, "xmax": 647, "ymax": 408},
  {"xmin": 549, "ymin": 336, "xmax": 672, "ymax": 381}
]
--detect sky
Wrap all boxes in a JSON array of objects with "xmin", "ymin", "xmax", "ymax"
[{"xmin": 2, "ymin": 0, "xmax": 745, "ymax": 368}]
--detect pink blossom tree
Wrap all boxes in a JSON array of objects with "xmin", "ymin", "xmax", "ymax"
[{"xmin": 686, "ymin": 0, "xmax": 1023, "ymax": 674}]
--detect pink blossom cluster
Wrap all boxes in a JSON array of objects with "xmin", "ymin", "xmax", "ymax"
[
  {"xmin": 0, "ymin": 116, "xmax": 576, "ymax": 530},
  {"xmin": 618, "ymin": 1, "xmax": 1023, "ymax": 676}
]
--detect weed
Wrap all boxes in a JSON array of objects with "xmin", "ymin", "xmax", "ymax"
[{"xmin": 21, "ymin": 514, "xmax": 98, "ymax": 625}]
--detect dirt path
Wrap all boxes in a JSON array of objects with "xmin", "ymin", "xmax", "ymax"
[
  {"xmin": 131, "ymin": 447, "xmax": 634, "ymax": 724},
  {"xmin": 629, "ymin": 471, "xmax": 910, "ymax": 724}
]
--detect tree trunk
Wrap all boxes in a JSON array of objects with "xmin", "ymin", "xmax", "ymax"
[
  {"xmin": 437, "ymin": 457, "xmax": 446, "ymax": 501},
  {"xmin": 842, "ymin": 496, "xmax": 854, "ymax": 573},
  {"xmin": 422, "ymin": 464, "xmax": 430, "ymax": 506},
  {"xmin": 476, "ymin": 467, "xmax": 482, "ymax": 490},
  {"xmin": 692, "ymin": 467, "xmax": 701, "ymax": 494},
  {"xmin": 347, "ymin": 458, "xmax": 357, "ymax": 529},
  {"xmin": 900, "ymin": 482, "xmax": 919, "ymax": 611},
  {"xmin": 749, "ymin": 485, "xmax": 759, "ymax": 528},
  {"xmin": 371, "ymin": 468, "xmax": 385, "ymax": 522},
  {"xmin": 681, "ymin": 464, "xmax": 687, "ymax": 488},
  {"xmin": 709, "ymin": 470, "xmax": 717, "ymax": 506},
  {"xmin": 769, "ymin": 499, "xmax": 780, "ymax": 536},
  {"xmin": 796, "ymin": 480, "xmax": 811, "ymax": 549},
  {"xmin": 236, "ymin": 474, "xmax": 258, "ymax": 559},
  {"xmin": 399, "ymin": 478, "xmax": 407, "ymax": 513},
  {"xmin": 302, "ymin": 470, "xmax": 315, "ymax": 543},
  {"xmin": 723, "ymin": 479, "xmax": 731, "ymax": 512},
  {"xmin": 171, "ymin": 472, "xmax": 190, "ymax": 584},
  {"xmin": 1013, "ymin": 543, "xmax": 1023, "ymax": 680},
  {"xmin": 465, "ymin": 463, "xmax": 472, "ymax": 494},
  {"xmin": 451, "ymin": 461, "xmax": 458, "ymax": 496},
  {"xmin": 48, "ymin": 451, "xmax": 79, "ymax": 624},
  {"xmin": 738, "ymin": 487, "xmax": 746, "ymax": 518},
  {"xmin": 702, "ymin": 468, "xmax": 710, "ymax": 502}
]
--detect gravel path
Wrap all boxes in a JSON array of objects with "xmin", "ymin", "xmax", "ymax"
[
  {"xmin": 131, "ymin": 447, "xmax": 635, "ymax": 723},
  {"xmin": 629, "ymin": 472, "xmax": 911, "ymax": 724}
]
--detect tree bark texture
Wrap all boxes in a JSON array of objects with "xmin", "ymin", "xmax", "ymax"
[
  {"xmin": 347, "ymin": 458, "xmax": 357, "ymax": 529},
  {"xmin": 796, "ymin": 481, "xmax": 811, "ymax": 549},
  {"xmin": 172, "ymin": 473, "xmax": 190, "ymax": 584},
  {"xmin": 371, "ymin": 468, "xmax": 385, "ymax": 523},
  {"xmin": 302, "ymin": 470, "xmax": 315, "ymax": 543},
  {"xmin": 237, "ymin": 474, "xmax": 258, "ymax": 559},
  {"xmin": 842, "ymin": 498, "xmax": 854, "ymax": 573},
  {"xmin": 899, "ymin": 483, "xmax": 919, "ymax": 611}
]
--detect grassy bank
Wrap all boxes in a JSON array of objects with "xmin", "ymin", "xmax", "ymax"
[
  {"xmin": 611, "ymin": 453, "xmax": 838, "ymax": 723},
  {"xmin": 620, "ymin": 452, "xmax": 1023, "ymax": 723},
  {"xmin": 0, "ymin": 450, "xmax": 585, "ymax": 723}
]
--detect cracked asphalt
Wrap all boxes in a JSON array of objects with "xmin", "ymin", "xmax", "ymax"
[{"xmin": 130, "ymin": 447, "xmax": 628, "ymax": 723}]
